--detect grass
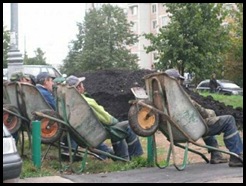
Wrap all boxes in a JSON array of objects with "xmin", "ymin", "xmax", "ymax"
[
  {"xmin": 19, "ymin": 136, "xmax": 150, "ymax": 178},
  {"xmin": 198, "ymin": 91, "xmax": 243, "ymax": 109}
]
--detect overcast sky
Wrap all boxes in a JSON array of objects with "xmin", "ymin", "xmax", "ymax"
[
  {"xmin": 3, "ymin": 3, "xmax": 126, "ymax": 67},
  {"xmin": 3, "ymin": 3, "xmax": 88, "ymax": 67}
]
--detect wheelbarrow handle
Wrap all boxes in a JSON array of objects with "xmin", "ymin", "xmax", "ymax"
[
  {"xmin": 33, "ymin": 111, "xmax": 69, "ymax": 126},
  {"xmin": 3, "ymin": 107, "xmax": 29, "ymax": 122}
]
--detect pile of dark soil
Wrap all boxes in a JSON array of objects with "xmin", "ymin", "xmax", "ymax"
[{"xmin": 76, "ymin": 69, "xmax": 243, "ymax": 130}]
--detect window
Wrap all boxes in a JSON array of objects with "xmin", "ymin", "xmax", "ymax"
[
  {"xmin": 222, "ymin": 22, "xmax": 229, "ymax": 29},
  {"xmin": 224, "ymin": 3, "xmax": 234, "ymax": 10},
  {"xmin": 161, "ymin": 16, "xmax": 168, "ymax": 27},
  {"xmin": 152, "ymin": 52, "xmax": 158, "ymax": 62},
  {"xmin": 200, "ymin": 82, "xmax": 209, "ymax": 88},
  {"xmin": 133, "ymin": 40, "xmax": 138, "ymax": 46},
  {"xmin": 130, "ymin": 6, "xmax": 138, "ymax": 15},
  {"xmin": 131, "ymin": 21, "xmax": 138, "ymax": 32},
  {"xmin": 152, "ymin": 4, "xmax": 156, "ymax": 13},
  {"xmin": 152, "ymin": 20, "xmax": 157, "ymax": 29}
]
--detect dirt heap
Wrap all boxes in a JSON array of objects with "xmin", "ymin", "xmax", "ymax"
[{"xmin": 76, "ymin": 69, "xmax": 243, "ymax": 130}]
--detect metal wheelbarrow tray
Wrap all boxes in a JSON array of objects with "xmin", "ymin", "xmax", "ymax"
[
  {"xmin": 56, "ymin": 84, "xmax": 108, "ymax": 148},
  {"xmin": 128, "ymin": 72, "xmax": 241, "ymax": 170}
]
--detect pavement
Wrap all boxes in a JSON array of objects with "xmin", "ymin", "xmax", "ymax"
[{"xmin": 19, "ymin": 162, "xmax": 243, "ymax": 183}]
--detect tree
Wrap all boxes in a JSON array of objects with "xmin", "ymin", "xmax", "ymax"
[
  {"xmin": 3, "ymin": 25, "xmax": 10, "ymax": 68},
  {"xmin": 62, "ymin": 4, "xmax": 139, "ymax": 74},
  {"xmin": 144, "ymin": 3, "xmax": 229, "ymax": 82},
  {"xmin": 24, "ymin": 48, "xmax": 48, "ymax": 65},
  {"xmin": 223, "ymin": 3, "xmax": 243, "ymax": 87}
]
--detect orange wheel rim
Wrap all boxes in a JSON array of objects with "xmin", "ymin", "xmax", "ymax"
[
  {"xmin": 3, "ymin": 112, "xmax": 18, "ymax": 131},
  {"xmin": 41, "ymin": 118, "xmax": 59, "ymax": 138},
  {"xmin": 137, "ymin": 107, "xmax": 156, "ymax": 129}
]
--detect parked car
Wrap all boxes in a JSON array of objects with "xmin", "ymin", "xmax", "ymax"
[
  {"xmin": 3, "ymin": 65, "xmax": 66, "ymax": 81},
  {"xmin": 196, "ymin": 79, "xmax": 243, "ymax": 96},
  {"xmin": 3, "ymin": 124, "xmax": 23, "ymax": 183},
  {"xmin": 3, "ymin": 68, "xmax": 8, "ymax": 80}
]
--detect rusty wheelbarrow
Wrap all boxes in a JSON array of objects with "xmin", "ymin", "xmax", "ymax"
[
  {"xmin": 128, "ymin": 72, "xmax": 242, "ymax": 171},
  {"xmin": 48, "ymin": 84, "xmax": 129, "ymax": 173},
  {"xmin": 11, "ymin": 82, "xmax": 128, "ymax": 173},
  {"xmin": 3, "ymin": 82, "xmax": 63, "ymax": 144},
  {"xmin": 4, "ymin": 81, "xmax": 129, "ymax": 173},
  {"xmin": 3, "ymin": 81, "xmax": 34, "ymax": 155}
]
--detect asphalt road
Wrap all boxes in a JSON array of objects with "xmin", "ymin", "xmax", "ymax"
[{"xmin": 19, "ymin": 162, "xmax": 243, "ymax": 183}]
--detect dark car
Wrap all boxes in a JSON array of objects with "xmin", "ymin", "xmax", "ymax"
[
  {"xmin": 3, "ymin": 124, "xmax": 22, "ymax": 183},
  {"xmin": 196, "ymin": 79, "xmax": 243, "ymax": 96}
]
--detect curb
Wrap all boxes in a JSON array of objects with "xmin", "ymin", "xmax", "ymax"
[{"xmin": 19, "ymin": 176, "xmax": 74, "ymax": 183}]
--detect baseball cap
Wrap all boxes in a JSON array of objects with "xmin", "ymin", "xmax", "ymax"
[
  {"xmin": 10, "ymin": 71, "xmax": 31, "ymax": 82},
  {"xmin": 164, "ymin": 69, "xmax": 185, "ymax": 80},
  {"xmin": 36, "ymin": 72, "xmax": 55, "ymax": 83},
  {"xmin": 66, "ymin": 75, "xmax": 85, "ymax": 87}
]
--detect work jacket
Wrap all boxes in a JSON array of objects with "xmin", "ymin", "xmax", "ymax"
[
  {"xmin": 82, "ymin": 94, "xmax": 118, "ymax": 125},
  {"xmin": 191, "ymin": 100, "xmax": 220, "ymax": 126},
  {"xmin": 36, "ymin": 84, "xmax": 56, "ymax": 110}
]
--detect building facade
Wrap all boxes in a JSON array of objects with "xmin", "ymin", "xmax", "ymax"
[
  {"xmin": 85, "ymin": 3, "xmax": 170, "ymax": 70},
  {"xmin": 126, "ymin": 3, "xmax": 170, "ymax": 69}
]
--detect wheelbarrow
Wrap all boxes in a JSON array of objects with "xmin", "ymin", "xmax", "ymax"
[
  {"xmin": 3, "ymin": 82, "xmax": 33, "ymax": 155},
  {"xmin": 11, "ymin": 82, "xmax": 128, "ymax": 173},
  {"xmin": 44, "ymin": 83, "xmax": 129, "ymax": 173},
  {"xmin": 4, "ymin": 81, "xmax": 129, "ymax": 173},
  {"xmin": 128, "ymin": 72, "xmax": 243, "ymax": 171}
]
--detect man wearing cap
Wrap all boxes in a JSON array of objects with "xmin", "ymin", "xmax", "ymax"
[
  {"xmin": 36, "ymin": 72, "xmax": 56, "ymax": 110},
  {"xmin": 10, "ymin": 71, "xmax": 35, "ymax": 85},
  {"xmin": 66, "ymin": 75, "xmax": 143, "ymax": 161},
  {"xmin": 165, "ymin": 68, "xmax": 243, "ymax": 167}
]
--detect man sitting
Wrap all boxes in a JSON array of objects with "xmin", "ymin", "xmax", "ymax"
[{"xmin": 66, "ymin": 75, "xmax": 144, "ymax": 161}]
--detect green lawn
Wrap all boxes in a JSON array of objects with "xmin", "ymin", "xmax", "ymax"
[{"xmin": 198, "ymin": 92, "xmax": 243, "ymax": 109}]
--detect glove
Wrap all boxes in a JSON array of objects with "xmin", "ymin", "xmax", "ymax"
[{"xmin": 111, "ymin": 117, "xmax": 119, "ymax": 125}]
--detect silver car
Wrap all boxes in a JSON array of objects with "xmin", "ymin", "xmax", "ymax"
[
  {"xmin": 196, "ymin": 79, "xmax": 243, "ymax": 96},
  {"xmin": 3, "ymin": 65, "xmax": 66, "ymax": 81}
]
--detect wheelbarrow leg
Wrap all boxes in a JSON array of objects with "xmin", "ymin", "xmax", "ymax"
[
  {"xmin": 173, "ymin": 142, "xmax": 189, "ymax": 171},
  {"xmin": 42, "ymin": 144, "xmax": 53, "ymax": 162},
  {"xmin": 59, "ymin": 131, "xmax": 88, "ymax": 174},
  {"xmin": 166, "ymin": 121, "xmax": 188, "ymax": 171},
  {"xmin": 71, "ymin": 147, "xmax": 88, "ymax": 174},
  {"xmin": 152, "ymin": 133, "xmax": 170, "ymax": 169},
  {"xmin": 174, "ymin": 143, "xmax": 209, "ymax": 163}
]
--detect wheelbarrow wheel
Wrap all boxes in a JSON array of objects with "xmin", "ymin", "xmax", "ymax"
[
  {"xmin": 3, "ymin": 104, "xmax": 22, "ymax": 134},
  {"xmin": 32, "ymin": 109, "xmax": 63, "ymax": 144},
  {"xmin": 128, "ymin": 100, "xmax": 159, "ymax": 137}
]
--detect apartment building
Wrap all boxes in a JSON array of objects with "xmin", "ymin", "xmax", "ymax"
[
  {"xmin": 126, "ymin": 3, "xmax": 170, "ymax": 69},
  {"xmin": 125, "ymin": 3, "xmax": 237, "ymax": 70}
]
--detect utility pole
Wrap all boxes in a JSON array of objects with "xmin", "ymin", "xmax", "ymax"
[{"xmin": 7, "ymin": 3, "xmax": 23, "ymax": 80}]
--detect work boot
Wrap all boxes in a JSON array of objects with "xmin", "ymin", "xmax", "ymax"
[
  {"xmin": 229, "ymin": 153, "xmax": 243, "ymax": 167},
  {"xmin": 210, "ymin": 151, "xmax": 228, "ymax": 164}
]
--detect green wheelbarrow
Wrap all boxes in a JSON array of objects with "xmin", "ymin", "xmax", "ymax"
[
  {"xmin": 28, "ymin": 83, "xmax": 130, "ymax": 173},
  {"xmin": 128, "ymin": 72, "xmax": 243, "ymax": 171}
]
